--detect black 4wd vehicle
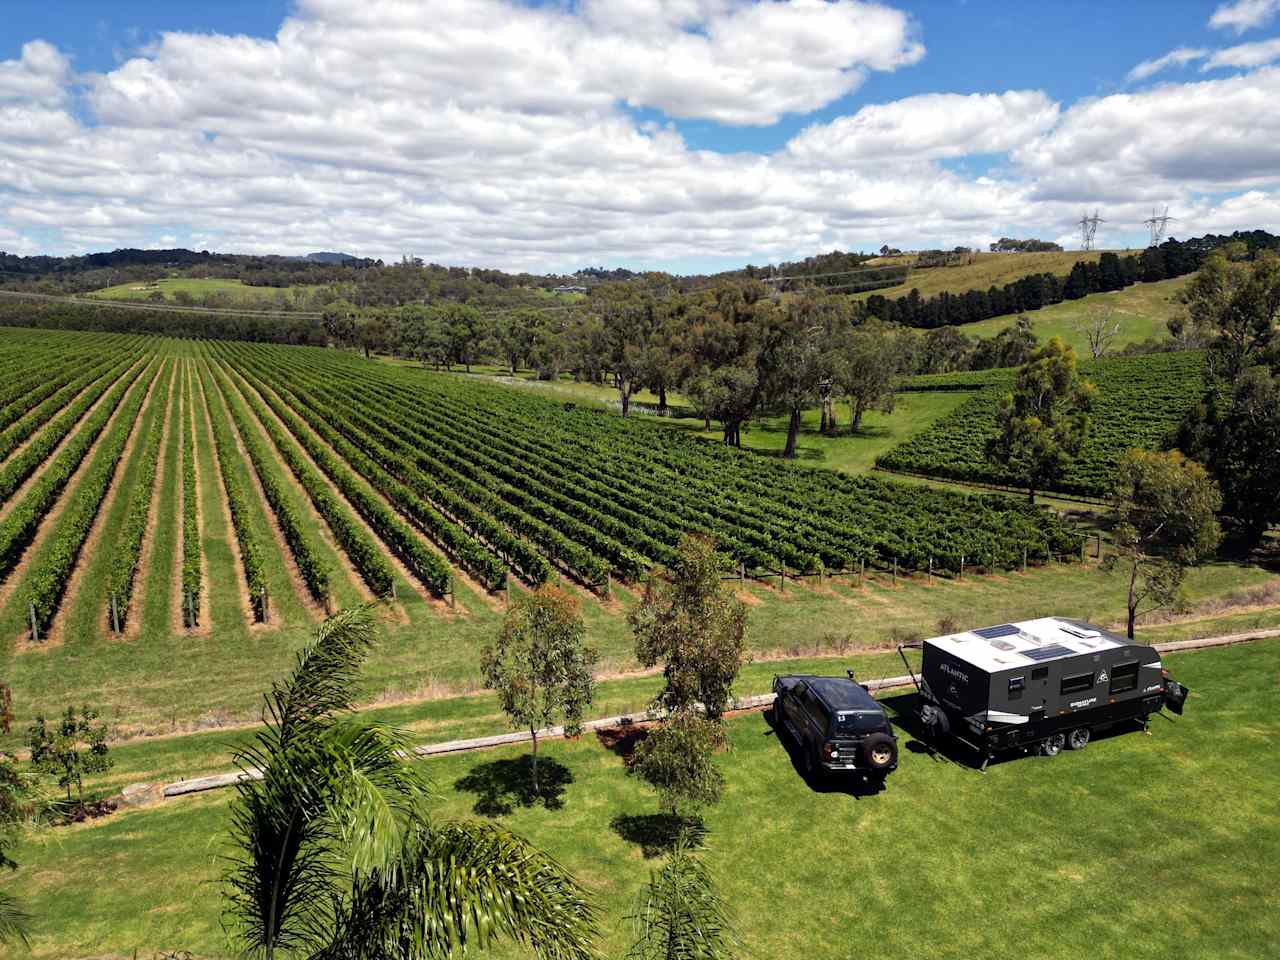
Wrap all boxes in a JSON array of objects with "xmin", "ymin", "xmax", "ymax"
[{"xmin": 771, "ymin": 672, "xmax": 898, "ymax": 780}]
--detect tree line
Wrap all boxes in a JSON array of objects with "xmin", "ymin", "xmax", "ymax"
[{"xmin": 853, "ymin": 231, "xmax": 1278, "ymax": 329}]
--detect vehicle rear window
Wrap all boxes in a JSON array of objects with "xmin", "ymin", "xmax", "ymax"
[{"xmin": 832, "ymin": 712, "xmax": 884, "ymax": 736}]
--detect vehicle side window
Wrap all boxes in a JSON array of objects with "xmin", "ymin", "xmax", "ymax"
[
  {"xmin": 1109, "ymin": 662, "xmax": 1140, "ymax": 694},
  {"xmin": 803, "ymin": 690, "xmax": 826, "ymax": 730},
  {"xmin": 1060, "ymin": 672, "xmax": 1094, "ymax": 695}
]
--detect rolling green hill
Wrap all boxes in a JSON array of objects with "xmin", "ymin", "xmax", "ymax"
[{"xmin": 852, "ymin": 249, "xmax": 1114, "ymax": 301}]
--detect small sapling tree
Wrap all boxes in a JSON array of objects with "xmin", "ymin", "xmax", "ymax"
[
  {"xmin": 986, "ymin": 337, "xmax": 1094, "ymax": 503},
  {"xmin": 630, "ymin": 711, "xmax": 726, "ymax": 825},
  {"xmin": 26, "ymin": 706, "xmax": 112, "ymax": 809},
  {"xmin": 630, "ymin": 535, "xmax": 747, "ymax": 722},
  {"xmin": 482, "ymin": 586, "xmax": 598, "ymax": 795},
  {"xmin": 1106, "ymin": 450, "xmax": 1222, "ymax": 639}
]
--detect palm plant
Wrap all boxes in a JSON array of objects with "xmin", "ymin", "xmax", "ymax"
[
  {"xmin": 627, "ymin": 838, "xmax": 736, "ymax": 960},
  {"xmin": 223, "ymin": 604, "xmax": 596, "ymax": 960}
]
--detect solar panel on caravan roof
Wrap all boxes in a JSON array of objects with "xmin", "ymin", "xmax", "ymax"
[
  {"xmin": 1021, "ymin": 644, "xmax": 1076, "ymax": 662},
  {"xmin": 974, "ymin": 624, "xmax": 1021, "ymax": 640}
]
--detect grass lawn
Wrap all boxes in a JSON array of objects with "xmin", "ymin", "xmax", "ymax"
[
  {"xmin": 9, "ymin": 639, "xmax": 1277, "ymax": 959},
  {"xmin": 958, "ymin": 274, "xmax": 1192, "ymax": 355},
  {"xmin": 88, "ymin": 277, "xmax": 319, "ymax": 304}
]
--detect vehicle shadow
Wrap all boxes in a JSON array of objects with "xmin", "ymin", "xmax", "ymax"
[
  {"xmin": 764, "ymin": 708, "xmax": 887, "ymax": 798},
  {"xmin": 453, "ymin": 754, "xmax": 573, "ymax": 817},
  {"xmin": 879, "ymin": 692, "xmax": 1158, "ymax": 771}
]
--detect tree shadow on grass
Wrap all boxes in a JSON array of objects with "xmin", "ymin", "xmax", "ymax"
[
  {"xmin": 453, "ymin": 754, "xmax": 573, "ymax": 817},
  {"xmin": 610, "ymin": 813, "xmax": 707, "ymax": 859}
]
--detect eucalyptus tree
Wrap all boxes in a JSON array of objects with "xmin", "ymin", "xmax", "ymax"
[{"xmin": 223, "ymin": 605, "xmax": 596, "ymax": 960}]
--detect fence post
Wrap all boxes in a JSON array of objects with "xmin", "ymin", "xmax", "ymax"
[
  {"xmin": 29, "ymin": 603, "xmax": 38, "ymax": 643},
  {"xmin": 892, "ymin": 557, "xmax": 897, "ymax": 586},
  {"xmin": 111, "ymin": 594, "xmax": 120, "ymax": 634},
  {"xmin": 739, "ymin": 561, "xmax": 746, "ymax": 583},
  {"xmin": 448, "ymin": 581, "xmax": 456, "ymax": 609},
  {"xmin": 1022, "ymin": 547, "xmax": 1028, "ymax": 574},
  {"xmin": 505, "ymin": 580, "xmax": 511, "ymax": 607},
  {"xmin": 605, "ymin": 573, "xmax": 612, "ymax": 599},
  {"xmin": 1080, "ymin": 539, "xmax": 1086, "ymax": 562},
  {"xmin": 859, "ymin": 558, "xmax": 865, "ymax": 588},
  {"xmin": 390, "ymin": 578, "xmax": 398, "ymax": 601},
  {"xmin": 960, "ymin": 554, "xmax": 965, "ymax": 581},
  {"xmin": 779, "ymin": 564, "xmax": 786, "ymax": 593},
  {"xmin": 928, "ymin": 557, "xmax": 933, "ymax": 583},
  {"xmin": 1096, "ymin": 534, "xmax": 1103, "ymax": 560}
]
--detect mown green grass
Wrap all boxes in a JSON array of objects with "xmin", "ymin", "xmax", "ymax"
[{"xmin": 8, "ymin": 640, "xmax": 1277, "ymax": 959}]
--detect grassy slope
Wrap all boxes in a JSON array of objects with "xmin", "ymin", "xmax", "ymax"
[
  {"xmin": 10, "ymin": 640, "xmax": 1277, "ymax": 959},
  {"xmin": 850, "ymin": 250, "xmax": 1110, "ymax": 301},
  {"xmin": 88, "ymin": 277, "xmax": 317, "ymax": 303},
  {"xmin": 959, "ymin": 274, "xmax": 1192, "ymax": 355}
]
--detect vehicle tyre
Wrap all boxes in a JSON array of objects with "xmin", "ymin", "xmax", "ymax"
[
  {"xmin": 861, "ymin": 733, "xmax": 898, "ymax": 771},
  {"xmin": 1067, "ymin": 726, "xmax": 1091, "ymax": 750},
  {"xmin": 1040, "ymin": 733, "xmax": 1065, "ymax": 757}
]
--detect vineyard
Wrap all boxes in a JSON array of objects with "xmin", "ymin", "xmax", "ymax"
[
  {"xmin": 0, "ymin": 327, "xmax": 1092, "ymax": 650},
  {"xmin": 877, "ymin": 350, "xmax": 1207, "ymax": 498}
]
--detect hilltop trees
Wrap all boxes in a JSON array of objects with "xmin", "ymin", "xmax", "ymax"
[{"xmin": 986, "ymin": 338, "xmax": 1094, "ymax": 503}]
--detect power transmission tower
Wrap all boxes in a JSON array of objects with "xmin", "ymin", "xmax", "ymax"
[
  {"xmin": 1143, "ymin": 206, "xmax": 1176, "ymax": 246},
  {"xmin": 1078, "ymin": 209, "xmax": 1104, "ymax": 251}
]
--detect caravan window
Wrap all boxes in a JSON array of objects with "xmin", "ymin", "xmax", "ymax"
[
  {"xmin": 1008, "ymin": 676, "xmax": 1025, "ymax": 700},
  {"xmin": 1109, "ymin": 662, "xmax": 1140, "ymax": 694},
  {"xmin": 1060, "ymin": 672, "xmax": 1095, "ymax": 695}
]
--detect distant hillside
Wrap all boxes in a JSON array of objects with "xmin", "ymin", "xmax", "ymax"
[
  {"xmin": 851, "ymin": 250, "xmax": 1110, "ymax": 301},
  {"xmin": 302, "ymin": 251, "xmax": 359, "ymax": 263}
]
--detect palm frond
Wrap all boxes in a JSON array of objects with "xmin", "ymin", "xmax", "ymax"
[
  {"xmin": 627, "ymin": 838, "xmax": 736, "ymax": 960},
  {"xmin": 0, "ymin": 891, "xmax": 31, "ymax": 948},
  {"xmin": 223, "ymin": 605, "xmax": 390, "ymax": 959},
  {"xmin": 322, "ymin": 820, "xmax": 596, "ymax": 960}
]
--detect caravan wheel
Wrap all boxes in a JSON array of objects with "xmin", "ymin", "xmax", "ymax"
[
  {"xmin": 1067, "ymin": 727, "xmax": 1091, "ymax": 750},
  {"xmin": 1040, "ymin": 733, "xmax": 1065, "ymax": 757}
]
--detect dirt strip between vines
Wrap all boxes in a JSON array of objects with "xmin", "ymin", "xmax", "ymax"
[
  {"xmin": 0, "ymin": 358, "xmax": 144, "ymax": 524},
  {"xmin": 5, "ymin": 361, "xmax": 152, "ymax": 650},
  {"xmin": 205, "ymin": 360, "xmax": 320, "ymax": 625},
  {"xmin": 216, "ymin": 363, "xmax": 375, "ymax": 609},
  {"xmin": 45, "ymin": 360, "xmax": 169, "ymax": 647},
  {"xmin": 229, "ymin": 364, "xmax": 457, "ymax": 619},
  {"xmin": 126, "ymin": 360, "xmax": 179, "ymax": 641},
  {"xmin": 134, "ymin": 628, "xmax": 1279, "ymax": 802},
  {"xmin": 192, "ymin": 362, "xmax": 258, "ymax": 630}
]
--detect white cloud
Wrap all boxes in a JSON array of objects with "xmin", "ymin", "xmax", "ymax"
[
  {"xmin": 1203, "ymin": 36, "xmax": 1280, "ymax": 70},
  {"xmin": 0, "ymin": 1, "xmax": 1277, "ymax": 268},
  {"xmin": 0, "ymin": 40, "xmax": 72, "ymax": 106},
  {"xmin": 1126, "ymin": 47, "xmax": 1207, "ymax": 82},
  {"xmin": 786, "ymin": 91, "xmax": 1058, "ymax": 164},
  {"xmin": 1208, "ymin": 0, "xmax": 1280, "ymax": 34},
  {"xmin": 1014, "ymin": 67, "xmax": 1280, "ymax": 197}
]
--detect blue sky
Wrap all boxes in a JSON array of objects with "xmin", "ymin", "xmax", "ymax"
[{"xmin": 1, "ymin": 0, "xmax": 1279, "ymax": 272}]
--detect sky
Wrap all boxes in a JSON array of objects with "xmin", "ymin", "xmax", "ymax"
[{"xmin": 2, "ymin": 0, "xmax": 1280, "ymax": 274}]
